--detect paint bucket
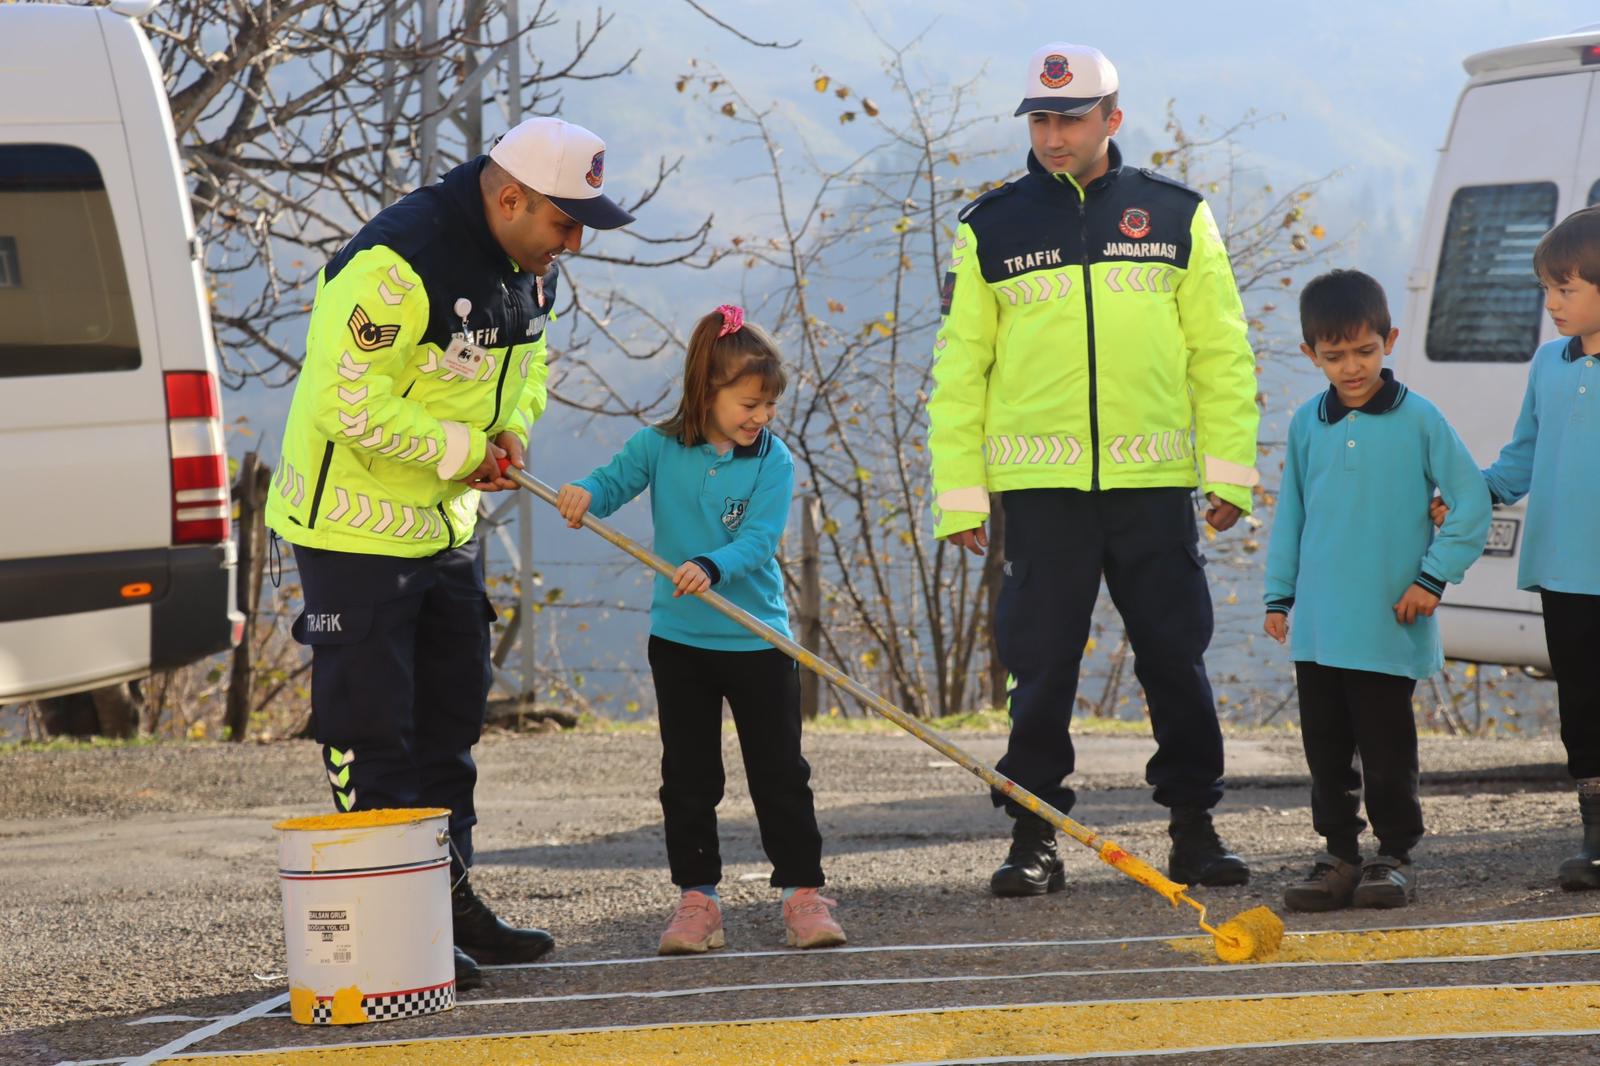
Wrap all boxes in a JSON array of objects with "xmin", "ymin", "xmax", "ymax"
[{"xmin": 275, "ymin": 807, "xmax": 455, "ymax": 1025}]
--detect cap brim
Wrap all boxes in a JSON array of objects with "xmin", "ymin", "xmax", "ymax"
[
  {"xmin": 547, "ymin": 192, "xmax": 634, "ymax": 230},
  {"xmin": 1014, "ymin": 96, "xmax": 1105, "ymax": 118}
]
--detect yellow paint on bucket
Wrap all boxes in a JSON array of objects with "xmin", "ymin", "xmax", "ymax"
[
  {"xmin": 274, "ymin": 808, "xmax": 451, "ymax": 831},
  {"xmin": 188, "ymin": 982, "xmax": 1600, "ymax": 1065},
  {"xmin": 329, "ymin": 985, "xmax": 367, "ymax": 1025},
  {"xmin": 1168, "ymin": 913, "xmax": 1600, "ymax": 964},
  {"xmin": 287, "ymin": 986, "xmax": 318, "ymax": 1025}
]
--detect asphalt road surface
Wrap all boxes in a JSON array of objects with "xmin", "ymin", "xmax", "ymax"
[{"xmin": 4, "ymin": 728, "xmax": 1597, "ymax": 1064}]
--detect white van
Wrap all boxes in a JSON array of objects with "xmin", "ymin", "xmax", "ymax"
[
  {"xmin": 0, "ymin": 0, "xmax": 241, "ymax": 702},
  {"xmin": 1393, "ymin": 25, "xmax": 1600, "ymax": 672}
]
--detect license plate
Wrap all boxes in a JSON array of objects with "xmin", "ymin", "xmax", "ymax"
[{"xmin": 1484, "ymin": 516, "xmax": 1520, "ymax": 557}]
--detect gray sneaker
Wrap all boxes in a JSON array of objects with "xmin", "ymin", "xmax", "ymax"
[
  {"xmin": 1282, "ymin": 852, "xmax": 1361, "ymax": 913},
  {"xmin": 1352, "ymin": 855, "xmax": 1416, "ymax": 909}
]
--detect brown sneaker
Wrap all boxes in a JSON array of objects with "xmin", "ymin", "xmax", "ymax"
[{"xmin": 1282, "ymin": 853, "xmax": 1361, "ymax": 913}]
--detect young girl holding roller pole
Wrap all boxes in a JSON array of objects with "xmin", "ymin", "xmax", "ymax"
[{"xmin": 555, "ymin": 305, "xmax": 846, "ymax": 955}]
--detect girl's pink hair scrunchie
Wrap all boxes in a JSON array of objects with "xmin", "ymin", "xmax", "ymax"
[{"xmin": 715, "ymin": 304, "xmax": 745, "ymax": 337}]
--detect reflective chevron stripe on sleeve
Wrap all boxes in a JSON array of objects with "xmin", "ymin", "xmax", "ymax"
[{"xmin": 984, "ymin": 434, "xmax": 1083, "ymax": 466}]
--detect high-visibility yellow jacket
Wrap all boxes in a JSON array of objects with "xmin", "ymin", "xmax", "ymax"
[
  {"xmin": 266, "ymin": 158, "xmax": 552, "ymax": 556},
  {"xmin": 927, "ymin": 142, "xmax": 1259, "ymax": 538}
]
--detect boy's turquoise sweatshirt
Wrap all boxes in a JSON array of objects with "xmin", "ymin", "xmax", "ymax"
[
  {"xmin": 1483, "ymin": 336, "xmax": 1600, "ymax": 595},
  {"xmin": 575, "ymin": 426, "xmax": 793, "ymax": 651},
  {"xmin": 1264, "ymin": 371, "xmax": 1491, "ymax": 679}
]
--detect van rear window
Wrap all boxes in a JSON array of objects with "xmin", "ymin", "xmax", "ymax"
[
  {"xmin": 0, "ymin": 144, "xmax": 140, "ymax": 377},
  {"xmin": 1425, "ymin": 182, "xmax": 1557, "ymax": 363}
]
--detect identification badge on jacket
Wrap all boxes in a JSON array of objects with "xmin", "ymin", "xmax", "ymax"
[{"xmin": 441, "ymin": 336, "xmax": 487, "ymax": 378}]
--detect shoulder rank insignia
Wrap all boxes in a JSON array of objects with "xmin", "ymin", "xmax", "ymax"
[{"xmin": 348, "ymin": 305, "xmax": 401, "ymax": 352}]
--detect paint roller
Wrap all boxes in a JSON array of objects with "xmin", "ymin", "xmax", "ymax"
[{"xmin": 500, "ymin": 463, "xmax": 1284, "ymax": 963}]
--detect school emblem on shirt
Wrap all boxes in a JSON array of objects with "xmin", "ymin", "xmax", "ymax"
[
  {"xmin": 722, "ymin": 497, "xmax": 748, "ymax": 532},
  {"xmin": 1119, "ymin": 208, "xmax": 1151, "ymax": 240},
  {"xmin": 586, "ymin": 151, "xmax": 605, "ymax": 189},
  {"xmin": 347, "ymin": 305, "xmax": 401, "ymax": 352},
  {"xmin": 1039, "ymin": 54, "xmax": 1073, "ymax": 89}
]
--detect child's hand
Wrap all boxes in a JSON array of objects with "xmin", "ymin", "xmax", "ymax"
[
  {"xmin": 672, "ymin": 560, "xmax": 712, "ymax": 598},
  {"xmin": 1393, "ymin": 584, "xmax": 1441, "ymax": 625},
  {"xmin": 556, "ymin": 484, "xmax": 592, "ymax": 528},
  {"xmin": 1428, "ymin": 495, "xmax": 1449, "ymax": 528},
  {"xmin": 1263, "ymin": 612, "xmax": 1288, "ymax": 644}
]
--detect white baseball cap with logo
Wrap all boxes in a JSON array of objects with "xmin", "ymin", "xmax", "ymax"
[
  {"xmin": 1013, "ymin": 43, "xmax": 1119, "ymax": 118},
  {"xmin": 489, "ymin": 116, "xmax": 635, "ymax": 230}
]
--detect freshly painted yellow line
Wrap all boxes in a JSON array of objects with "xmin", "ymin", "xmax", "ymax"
[
  {"xmin": 174, "ymin": 982, "xmax": 1600, "ymax": 1065},
  {"xmin": 1167, "ymin": 912, "xmax": 1600, "ymax": 964}
]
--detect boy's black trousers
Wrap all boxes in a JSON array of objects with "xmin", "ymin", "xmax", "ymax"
[
  {"xmin": 647, "ymin": 635, "xmax": 825, "ymax": 888},
  {"xmin": 991, "ymin": 487, "xmax": 1226, "ymax": 818},
  {"xmin": 1542, "ymin": 591, "xmax": 1600, "ymax": 780},
  {"xmin": 1293, "ymin": 660, "xmax": 1423, "ymax": 862}
]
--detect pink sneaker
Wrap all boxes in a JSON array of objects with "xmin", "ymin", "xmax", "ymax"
[
  {"xmin": 658, "ymin": 891, "xmax": 725, "ymax": 955},
  {"xmin": 783, "ymin": 888, "xmax": 847, "ymax": 949}
]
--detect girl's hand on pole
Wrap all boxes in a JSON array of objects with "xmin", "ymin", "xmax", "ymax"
[
  {"xmin": 556, "ymin": 484, "xmax": 592, "ymax": 528},
  {"xmin": 673, "ymin": 560, "xmax": 712, "ymax": 598}
]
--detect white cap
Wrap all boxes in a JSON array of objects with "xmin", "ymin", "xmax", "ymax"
[
  {"xmin": 489, "ymin": 117, "xmax": 634, "ymax": 230},
  {"xmin": 1014, "ymin": 43, "xmax": 1119, "ymax": 118}
]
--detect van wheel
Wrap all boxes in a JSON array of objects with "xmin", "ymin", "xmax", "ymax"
[
  {"xmin": 37, "ymin": 693, "xmax": 99, "ymax": 737},
  {"xmin": 37, "ymin": 683, "xmax": 140, "ymax": 739}
]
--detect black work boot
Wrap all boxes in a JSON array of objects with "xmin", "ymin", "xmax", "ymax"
[
  {"xmin": 453, "ymin": 945, "xmax": 484, "ymax": 991},
  {"xmin": 1167, "ymin": 806, "xmax": 1250, "ymax": 886},
  {"xmin": 452, "ymin": 874, "xmax": 556, "ymax": 964},
  {"xmin": 990, "ymin": 814, "xmax": 1066, "ymax": 897},
  {"xmin": 1558, "ymin": 782, "xmax": 1600, "ymax": 891}
]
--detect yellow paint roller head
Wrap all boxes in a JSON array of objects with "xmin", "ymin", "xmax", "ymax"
[{"xmin": 1211, "ymin": 905, "xmax": 1285, "ymax": 963}]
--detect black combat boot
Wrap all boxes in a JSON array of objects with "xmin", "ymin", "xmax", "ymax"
[
  {"xmin": 452, "ymin": 874, "xmax": 556, "ymax": 964},
  {"xmin": 990, "ymin": 814, "xmax": 1067, "ymax": 897},
  {"xmin": 453, "ymin": 945, "xmax": 483, "ymax": 991},
  {"xmin": 1167, "ymin": 806, "xmax": 1250, "ymax": 886},
  {"xmin": 1558, "ymin": 782, "xmax": 1600, "ymax": 891}
]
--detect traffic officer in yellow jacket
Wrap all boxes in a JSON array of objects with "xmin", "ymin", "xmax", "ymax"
[
  {"xmin": 266, "ymin": 117, "xmax": 633, "ymax": 989},
  {"xmin": 929, "ymin": 43, "xmax": 1260, "ymax": 896}
]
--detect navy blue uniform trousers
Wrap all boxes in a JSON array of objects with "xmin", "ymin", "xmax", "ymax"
[
  {"xmin": 292, "ymin": 540, "xmax": 495, "ymax": 873},
  {"xmin": 992, "ymin": 487, "xmax": 1225, "ymax": 817}
]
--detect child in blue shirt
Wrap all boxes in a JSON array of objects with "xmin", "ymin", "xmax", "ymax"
[
  {"xmin": 1472, "ymin": 207, "xmax": 1600, "ymax": 891},
  {"xmin": 1264, "ymin": 270, "xmax": 1490, "ymax": 912},
  {"xmin": 556, "ymin": 305, "xmax": 846, "ymax": 954}
]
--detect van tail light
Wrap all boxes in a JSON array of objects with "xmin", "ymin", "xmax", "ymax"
[{"xmin": 164, "ymin": 371, "xmax": 230, "ymax": 544}]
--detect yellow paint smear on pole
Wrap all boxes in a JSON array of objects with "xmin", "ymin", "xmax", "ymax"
[
  {"xmin": 178, "ymin": 983, "xmax": 1600, "ymax": 1065},
  {"xmin": 1167, "ymin": 913, "xmax": 1600, "ymax": 964}
]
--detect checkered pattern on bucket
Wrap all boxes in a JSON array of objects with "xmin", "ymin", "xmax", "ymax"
[{"xmin": 308, "ymin": 981, "xmax": 454, "ymax": 1024}]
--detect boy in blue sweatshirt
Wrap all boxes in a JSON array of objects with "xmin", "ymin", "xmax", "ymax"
[
  {"xmin": 1264, "ymin": 270, "xmax": 1490, "ymax": 912},
  {"xmin": 1472, "ymin": 207, "xmax": 1600, "ymax": 890}
]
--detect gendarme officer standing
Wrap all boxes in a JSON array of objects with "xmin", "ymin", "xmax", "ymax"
[
  {"xmin": 266, "ymin": 117, "xmax": 634, "ymax": 988},
  {"xmin": 928, "ymin": 44, "xmax": 1261, "ymax": 896}
]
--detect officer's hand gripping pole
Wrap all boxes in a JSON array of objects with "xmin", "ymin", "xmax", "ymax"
[{"xmin": 499, "ymin": 462, "xmax": 1284, "ymax": 963}]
